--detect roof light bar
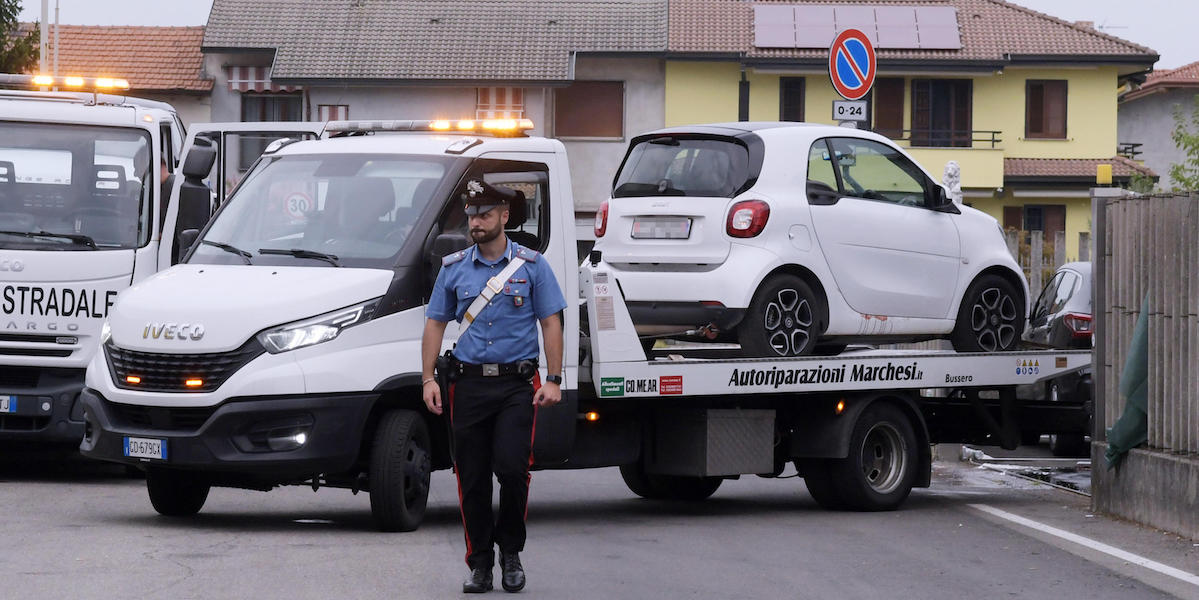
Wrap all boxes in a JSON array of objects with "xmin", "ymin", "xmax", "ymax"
[
  {"xmin": 325, "ymin": 118, "xmax": 534, "ymax": 138},
  {"xmin": 0, "ymin": 73, "xmax": 130, "ymax": 91}
]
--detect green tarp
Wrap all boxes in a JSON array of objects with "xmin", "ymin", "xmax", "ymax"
[{"xmin": 1105, "ymin": 294, "xmax": 1150, "ymax": 469}]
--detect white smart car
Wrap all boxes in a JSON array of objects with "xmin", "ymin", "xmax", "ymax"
[{"xmin": 593, "ymin": 122, "xmax": 1027, "ymax": 356}]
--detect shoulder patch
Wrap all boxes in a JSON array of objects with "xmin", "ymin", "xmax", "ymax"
[
  {"xmin": 514, "ymin": 245, "xmax": 540, "ymax": 262},
  {"xmin": 442, "ymin": 249, "xmax": 468, "ymax": 267}
]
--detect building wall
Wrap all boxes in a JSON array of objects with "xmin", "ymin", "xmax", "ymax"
[
  {"xmin": 1119, "ymin": 88, "xmax": 1197, "ymax": 191},
  {"xmin": 970, "ymin": 192, "xmax": 1093, "ymax": 261},
  {"xmin": 138, "ymin": 92, "xmax": 211, "ymax": 128},
  {"xmin": 981, "ymin": 66, "xmax": 1120, "ymax": 160}
]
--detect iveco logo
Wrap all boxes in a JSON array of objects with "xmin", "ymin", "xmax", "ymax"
[
  {"xmin": 143, "ymin": 322, "xmax": 205, "ymax": 341},
  {"xmin": 0, "ymin": 259, "xmax": 24, "ymax": 272}
]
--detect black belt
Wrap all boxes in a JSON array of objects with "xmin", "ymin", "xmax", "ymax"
[{"xmin": 454, "ymin": 359, "xmax": 538, "ymax": 379}]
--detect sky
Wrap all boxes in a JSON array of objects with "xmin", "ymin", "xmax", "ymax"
[{"xmin": 15, "ymin": 0, "xmax": 1197, "ymax": 69}]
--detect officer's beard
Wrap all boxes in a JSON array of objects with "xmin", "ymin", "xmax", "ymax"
[{"xmin": 470, "ymin": 221, "xmax": 504, "ymax": 244}]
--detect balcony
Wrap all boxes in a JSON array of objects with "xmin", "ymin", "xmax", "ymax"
[{"xmin": 879, "ymin": 129, "xmax": 1005, "ymax": 189}]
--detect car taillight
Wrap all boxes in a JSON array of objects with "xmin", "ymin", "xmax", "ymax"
[
  {"xmin": 595, "ymin": 200, "xmax": 609, "ymax": 238},
  {"xmin": 726, "ymin": 200, "xmax": 770, "ymax": 238},
  {"xmin": 1063, "ymin": 312, "xmax": 1093, "ymax": 338}
]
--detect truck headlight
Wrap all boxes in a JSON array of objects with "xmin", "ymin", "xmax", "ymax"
[{"xmin": 256, "ymin": 298, "xmax": 381, "ymax": 354}]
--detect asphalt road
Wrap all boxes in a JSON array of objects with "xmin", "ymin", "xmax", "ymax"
[{"xmin": 1, "ymin": 451, "xmax": 1196, "ymax": 599}]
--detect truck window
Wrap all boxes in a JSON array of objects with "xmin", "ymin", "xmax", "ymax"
[
  {"xmin": 0, "ymin": 121, "xmax": 151, "ymax": 250},
  {"xmin": 436, "ymin": 162, "xmax": 550, "ymax": 254},
  {"xmin": 190, "ymin": 152, "xmax": 453, "ymax": 269}
]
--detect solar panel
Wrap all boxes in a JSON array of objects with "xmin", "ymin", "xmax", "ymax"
[{"xmin": 752, "ymin": 4, "xmax": 961, "ymax": 51}]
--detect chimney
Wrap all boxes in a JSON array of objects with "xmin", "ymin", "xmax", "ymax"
[{"xmin": 1075, "ymin": 21, "xmax": 1095, "ymax": 29}]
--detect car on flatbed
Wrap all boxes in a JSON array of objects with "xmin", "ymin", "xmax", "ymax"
[{"xmin": 593, "ymin": 122, "xmax": 1027, "ymax": 357}]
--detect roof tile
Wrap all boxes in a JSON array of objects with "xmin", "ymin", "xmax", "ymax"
[
  {"xmin": 1004, "ymin": 156, "xmax": 1156, "ymax": 179},
  {"xmin": 32, "ymin": 25, "xmax": 211, "ymax": 92}
]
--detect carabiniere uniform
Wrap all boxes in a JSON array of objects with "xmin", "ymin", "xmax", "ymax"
[{"xmin": 426, "ymin": 236, "xmax": 567, "ymax": 573}]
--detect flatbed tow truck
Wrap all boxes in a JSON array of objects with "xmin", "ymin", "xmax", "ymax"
[{"xmin": 77, "ymin": 119, "xmax": 1091, "ymax": 528}]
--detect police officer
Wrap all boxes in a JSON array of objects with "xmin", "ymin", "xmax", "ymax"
[{"xmin": 421, "ymin": 179, "xmax": 566, "ymax": 594}]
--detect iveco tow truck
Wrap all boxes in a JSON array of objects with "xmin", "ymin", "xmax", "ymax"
[{"xmin": 77, "ymin": 119, "xmax": 1091, "ymax": 529}]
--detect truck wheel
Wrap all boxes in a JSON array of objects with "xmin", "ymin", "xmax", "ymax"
[
  {"xmin": 795, "ymin": 459, "xmax": 845, "ymax": 510},
  {"xmin": 827, "ymin": 403, "xmax": 918, "ymax": 511},
  {"xmin": 739, "ymin": 275, "xmax": 822, "ymax": 357},
  {"xmin": 369, "ymin": 409, "xmax": 432, "ymax": 532},
  {"xmin": 619, "ymin": 462, "xmax": 664, "ymax": 499},
  {"xmin": 146, "ymin": 468, "xmax": 209, "ymax": 517},
  {"xmin": 950, "ymin": 274, "xmax": 1022, "ymax": 352}
]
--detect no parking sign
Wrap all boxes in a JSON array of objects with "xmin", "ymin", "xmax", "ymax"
[{"xmin": 828, "ymin": 29, "xmax": 876, "ymax": 101}]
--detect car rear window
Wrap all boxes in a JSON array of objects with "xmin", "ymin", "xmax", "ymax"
[{"xmin": 613, "ymin": 137, "xmax": 750, "ymax": 198}]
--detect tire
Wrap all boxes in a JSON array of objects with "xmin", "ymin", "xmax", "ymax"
[
  {"xmin": 739, "ymin": 275, "xmax": 823, "ymax": 357},
  {"xmin": 146, "ymin": 468, "xmax": 209, "ymax": 517},
  {"xmin": 796, "ymin": 459, "xmax": 845, "ymax": 510},
  {"xmin": 1047, "ymin": 381, "xmax": 1088, "ymax": 457},
  {"xmin": 951, "ymin": 274, "xmax": 1023, "ymax": 352},
  {"xmin": 369, "ymin": 409, "xmax": 432, "ymax": 532},
  {"xmin": 825, "ymin": 403, "xmax": 918, "ymax": 511},
  {"xmin": 619, "ymin": 463, "xmax": 722, "ymax": 501}
]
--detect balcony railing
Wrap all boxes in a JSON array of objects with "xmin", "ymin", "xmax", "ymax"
[
  {"xmin": 875, "ymin": 128, "xmax": 1003, "ymax": 149},
  {"xmin": 1117, "ymin": 142, "xmax": 1143, "ymax": 160}
]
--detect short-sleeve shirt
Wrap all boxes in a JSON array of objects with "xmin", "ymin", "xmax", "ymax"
[{"xmin": 426, "ymin": 238, "xmax": 567, "ymax": 364}]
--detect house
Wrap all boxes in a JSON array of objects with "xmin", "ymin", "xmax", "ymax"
[
  {"xmin": 201, "ymin": 0, "xmax": 668, "ymax": 215},
  {"xmin": 1119, "ymin": 61, "xmax": 1199, "ymax": 191},
  {"xmin": 43, "ymin": 25, "xmax": 212, "ymax": 126},
  {"xmin": 664, "ymin": 0, "xmax": 1158, "ymax": 261}
]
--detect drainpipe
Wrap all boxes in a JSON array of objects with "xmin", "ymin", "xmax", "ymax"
[{"xmin": 738, "ymin": 69, "xmax": 749, "ymax": 122}]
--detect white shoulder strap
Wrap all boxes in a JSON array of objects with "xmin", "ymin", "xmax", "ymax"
[{"xmin": 459, "ymin": 256, "xmax": 527, "ymax": 335}]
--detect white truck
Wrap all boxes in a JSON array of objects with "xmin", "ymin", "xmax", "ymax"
[
  {"xmin": 78, "ymin": 119, "xmax": 1091, "ymax": 530},
  {"xmin": 0, "ymin": 74, "xmax": 323, "ymax": 447}
]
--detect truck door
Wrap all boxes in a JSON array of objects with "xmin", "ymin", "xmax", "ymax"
[{"xmin": 157, "ymin": 123, "xmax": 322, "ymax": 269}]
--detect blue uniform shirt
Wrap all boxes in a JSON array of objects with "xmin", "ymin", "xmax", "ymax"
[{"xmin": 426, "ymin": 238, "xmax": 567, "ymax": 364}]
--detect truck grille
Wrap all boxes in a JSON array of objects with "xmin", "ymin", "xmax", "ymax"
[
  {"xmin": 0, "ymin": 367, "xmax": 39, "ymax": 388},
  {"xmin": 0, "ymin": 415, "xmax": 50, "ymax": 432},
  {"xmin": 104, "ymin": 339, "xmax": 265, "ymax": 393},
  {"xmin": 104, "ymin": 400, "xmax": 217, "ymax": 432}
]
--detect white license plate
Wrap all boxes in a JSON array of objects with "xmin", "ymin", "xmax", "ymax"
[
  {"xmin": 0, "ymin": 396, "xmax": 13, "ymax": 413},
  {"xmin": 124, "ymin": 436, "xmax": 167, "ymax": 460},
  {"xmin": 631, "ymin": 217, "xmax": 692, "ymax": 239}
]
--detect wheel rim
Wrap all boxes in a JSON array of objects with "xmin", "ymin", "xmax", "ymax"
[
  {"xmin": 969, "ymin": 286, "xmax": 1018, "ymax": 351},
  {"xmin": 402, "ymin": 435, "xmax": 432, "ymax": 507},
  {"xmin": 858, "ymin": 421, "xmax": 907, "ymax": 494},
  {"xmin": 762, "ymin": 287, "xmax": 814, "ymax": 356}
]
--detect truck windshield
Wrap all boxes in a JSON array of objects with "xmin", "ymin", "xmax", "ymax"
[
  {"xmin": 190, "ymin": 153, "xmax": 450, "ymax": 268},
  {"xmin": 613, "ymin": 137, "xmax": 750, "ymax": 198},
  {"xmin": 0, "ymin": 121, "xmax": 152, "ymax": 250}
]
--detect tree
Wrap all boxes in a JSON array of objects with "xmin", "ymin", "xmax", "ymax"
[
  {"xmin": 0, "ymin": 0, "xmax": 39, "ymax": 74},
  {"xmin": 1168, "ymin": 94, "xmax": 1199, "ymax": 192}
]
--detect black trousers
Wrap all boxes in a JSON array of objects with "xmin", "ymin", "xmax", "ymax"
[{"xmin": 449, "ymin": 374, "xmax": 537, "ymax": 570}]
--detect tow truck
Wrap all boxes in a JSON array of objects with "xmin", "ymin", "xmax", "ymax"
[
  {"xmin": 77, "ymin": 119, "xmax": 1091, "ymax": 529},
  {"xmin": 0, "ymin": 73, "xmax": 323, "ymax": 448}
]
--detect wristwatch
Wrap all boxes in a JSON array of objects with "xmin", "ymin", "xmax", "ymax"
[{"xmin": 545, "ymin": 374, "xmax": 563, "ymax": 385}]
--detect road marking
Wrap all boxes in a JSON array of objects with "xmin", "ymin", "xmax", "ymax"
[{"xmin": 969, "ymin": 503, "xmax": 1199, "ymax": 588}]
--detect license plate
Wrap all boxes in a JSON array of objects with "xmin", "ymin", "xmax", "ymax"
[
  {"xmin": 631, "ymin": 216, "xmax": 692, "ymax": 239},
  {"xmin": 124, "ymin": 436, "xmax": 167, "ymax": 460},
  {"xmin": 0, "ymin": 396, "xmax": 13, "ymax": 413}
]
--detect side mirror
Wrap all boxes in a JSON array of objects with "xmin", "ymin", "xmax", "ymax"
[
  {"xmin": 177, "ymin": 228, "xmax": 200, "ymax": 259},
  {"xmin": 929, "ymin": 185, "xmax": 960, "ymax": 213},
  {"xmin": 181, "ymin": 137, "xmax": 216, "ymax": 179}
]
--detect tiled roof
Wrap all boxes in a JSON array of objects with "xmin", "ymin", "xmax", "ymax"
[
  {"xmin": 669, "ymin": 0, "xmax": 1157, "ymax": 66},
  {"xmin": 1123, "ymin": 61, "xmax": 1199, "ymax": 101},
  {"xmin": 1004, "ymin": 157, "xmax": 1156, "ymax": 180},
  {"xmin": 42, "ymin": 25, "xmax": 211, "ymax": 92},
  {"xmin": 203, "ymin": 0, "xmax": 668, "ymax": 82}
]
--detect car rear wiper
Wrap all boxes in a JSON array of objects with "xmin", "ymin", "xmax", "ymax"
[
  {"xmin": 0, "ymin": 230, "xmax": 97, "ymax": 249},
  {"xmin": 200, "ymin": 239, "xmax": 253, "ymax": 264},
  {"xmin": 258, "ymin": 248, "xmax": 341, "ymax": 267}
]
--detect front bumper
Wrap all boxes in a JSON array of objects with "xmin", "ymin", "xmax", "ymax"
[
  {"xmin": 78, "ymin": 387, "xmax": 376, "ymax": 481},
  {"xmin": 0, "ymin": 368, "xmax": 87, "ymax": 443}
]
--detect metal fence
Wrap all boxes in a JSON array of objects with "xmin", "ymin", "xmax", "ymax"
[{"xmin": 1097, "ymin": 192, "xmax": 1198, "ymax": 454}]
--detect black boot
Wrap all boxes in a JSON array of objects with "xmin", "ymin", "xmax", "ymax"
[
  {"xmin": 462, "ymin": 567, "xmax": 493, "ymax": 594},
  {"xmin": 500, "ymin": 551, "xmax": 525, "ymax": 592}
]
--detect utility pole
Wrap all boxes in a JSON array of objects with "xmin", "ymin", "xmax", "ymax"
[{"xmin": 39, "ymin": 0, "xmax": 48, "ymax": 74}]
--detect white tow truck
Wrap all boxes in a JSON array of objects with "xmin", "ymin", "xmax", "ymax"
[
  {"xmin": 0, "ymin": 73, "xmax": 322, "ymax": 447},
  {"xmin": 78, "ymin": 119, "xmax": 1091, "ymax": 529}
]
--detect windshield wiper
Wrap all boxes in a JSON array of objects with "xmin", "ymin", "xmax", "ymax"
[
  {"xmin": 258, "ymin": 248, "xmax": 341, "ymax": 267},
  {"xmin": 0, "ymin": 230, "xmax": 97, "ymax": 249},
  {"xmin": 200, "ymin": 239, "xmax": 253, "ymax": 264}
]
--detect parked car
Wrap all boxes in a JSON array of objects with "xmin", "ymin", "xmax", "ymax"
[
  {"xmin": 593, "ymin": 122, "xmax": 1028, "ymax": 356},
  {"xmin": 1023, "ymin": 261, "xmax": 1093, "ymax": 456}
]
